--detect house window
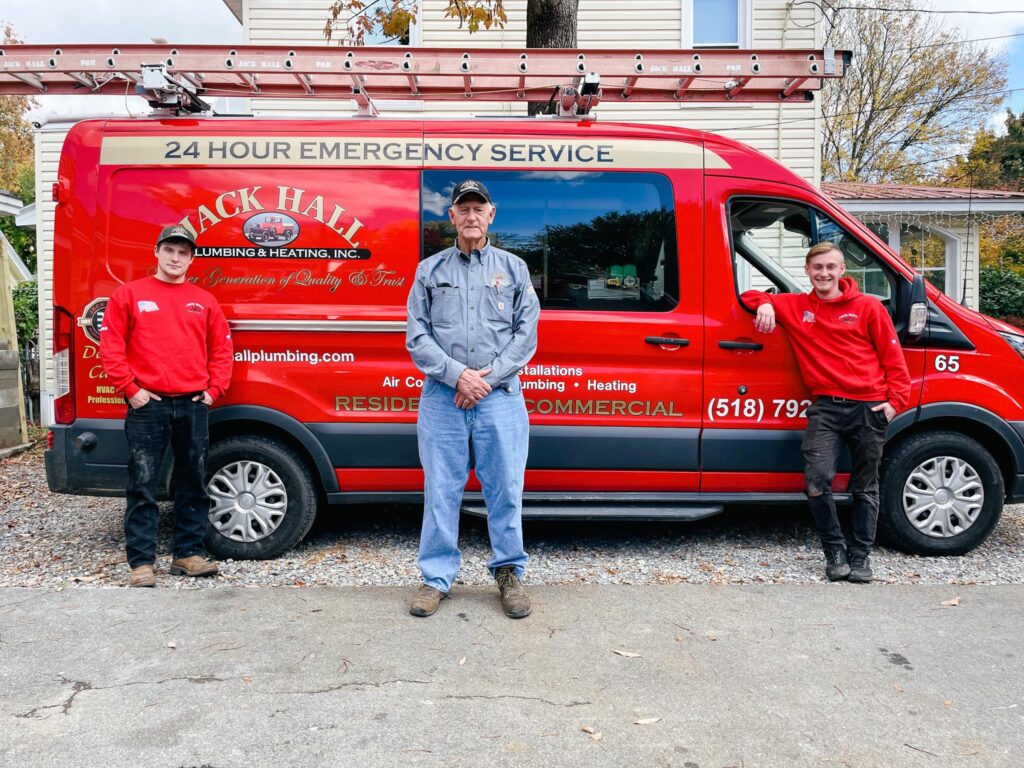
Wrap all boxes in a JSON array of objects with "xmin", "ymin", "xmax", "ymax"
[
  {"xmin": 686, "ymin": 0, "xmax": 751, "ymax": 48},
  {"xmin": 901, "ymin": 224, "xmax": 953, "ymax": 295}
]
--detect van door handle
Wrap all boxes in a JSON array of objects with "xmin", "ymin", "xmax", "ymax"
[
  {"xmin": 645, "ymin": 336, "xmax": 690, "ymax": 347},
  {"xmin": 719, "ymin": 340, "xmax": 764, "ymax": 351}
]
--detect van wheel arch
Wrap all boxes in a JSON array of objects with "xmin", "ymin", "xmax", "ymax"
[{"xmin": 209, "ymin": 407, "xmax": 339, "ymax": 494}]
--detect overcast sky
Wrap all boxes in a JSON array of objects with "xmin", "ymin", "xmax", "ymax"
[{"xmin": 2, "ymin": 0, "xmax": 1022, "ymax": 124}]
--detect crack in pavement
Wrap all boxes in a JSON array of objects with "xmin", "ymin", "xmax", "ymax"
[
  {"xmin": 441, "ymin": 694, "xmax": 592, "ymax": 707},
  {"xmin": 13, "ymin": 674, "xmax": 231, "ymax": 719},
  {"xmin": 264, "ymin": 678, "xmax": 434, "ymax": 696}
]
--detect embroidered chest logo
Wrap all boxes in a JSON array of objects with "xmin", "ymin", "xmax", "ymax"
[
  {"xmin": 186, "ymin": 301, "xmax": 205, "ymax": 315},
  {"xmin": 838, "ymin": 312, "xmax": 859, "ymax": 325},
  {"xmin": 802, "ymin": 310, "xmax": 816, "ymax": 324},
  {"xmin": 137, "ymin": 300, "xmax": 160, "ymax": 313}
]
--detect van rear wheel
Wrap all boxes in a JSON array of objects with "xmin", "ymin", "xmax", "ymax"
[
  {"xmin": 878, "ymin": 431, "xmax": 1003, "ymax": 555},
  {"xmin": 204, "ymin": 436, "xmax": 318, "ymax": 559}
]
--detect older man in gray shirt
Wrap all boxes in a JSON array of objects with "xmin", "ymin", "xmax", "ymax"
[{"xmin": 406, "ymin": 179, "xmax": 540, "ymax": 619}]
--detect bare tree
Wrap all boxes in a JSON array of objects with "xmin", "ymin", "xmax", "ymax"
[{"xmin": 821, "ymin": 0, "xmax": 1006, "ymax": 183}]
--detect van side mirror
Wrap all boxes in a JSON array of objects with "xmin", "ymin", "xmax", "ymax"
[{"xmin": 901, "ymin": 274, "xmax": 928, "ymax": 342}]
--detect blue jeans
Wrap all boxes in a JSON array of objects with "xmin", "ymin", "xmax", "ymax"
[
  {"xmin": 416, "ymin": 377, "xmax": 530, "ymax": 592},
  {"xmin": 124, "ymin": 395, "xmax": 210, "ymax": 568}
]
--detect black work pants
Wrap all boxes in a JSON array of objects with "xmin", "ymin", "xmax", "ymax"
[
  {"xmin": 801, "ymin": 397, "xmax": 889, "ymax": 554},
  {"xmin": 124, "ymin": 395, "xmax": 210, "ymax": 568}
]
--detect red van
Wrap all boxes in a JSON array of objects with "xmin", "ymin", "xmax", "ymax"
[{"xmin": 44, "ymin": 117, "xmax": 1024, "ymax": 559}]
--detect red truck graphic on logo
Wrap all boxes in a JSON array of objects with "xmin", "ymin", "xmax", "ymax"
[{"xmin": 246, "ymin": 214, "xmax": 296, "ymax": 243}]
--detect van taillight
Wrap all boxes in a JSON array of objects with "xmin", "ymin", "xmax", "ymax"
[{"xmin": 53, "ymin": 307, "xmax": 75, "ymax": 424}]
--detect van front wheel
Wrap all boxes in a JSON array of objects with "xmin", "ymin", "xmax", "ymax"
[
  {"xmin": 204, "ymin": 436, "xmax": 319, "ymax": 559},
  {"xmin": 878, "ymin": 431, "xmax": 1003, "ymax": 555}
]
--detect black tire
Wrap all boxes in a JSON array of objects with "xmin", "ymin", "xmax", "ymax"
[
  {"xmin": 878, "ymin": 431, "xmax": 1003, "ymax": 555},
  {"xmin": 204, "ymin": 436, "xmax": 319, "ymax": 559}
]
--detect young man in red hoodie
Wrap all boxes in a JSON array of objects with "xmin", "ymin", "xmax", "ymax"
[
  {"xmin": 742, "ymin": 242, "xmax": 911, "ymax": 583},
  {"xmin": 100, "ymin": 225, "xmax": 234, "ymax": 587}
]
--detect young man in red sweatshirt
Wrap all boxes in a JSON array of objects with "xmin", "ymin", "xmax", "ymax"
[
  {"xmin": 100, "ymin": 225, "xmax": 233, "ymax": 587},
  {"xmin": 741, "ymin": 242, "xmax": 911, "ymax": 583}
]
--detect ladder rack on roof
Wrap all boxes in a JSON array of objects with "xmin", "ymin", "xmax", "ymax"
[{"xmin": 0, "ymin": 44, "xmax": 850, "ymax": 117}]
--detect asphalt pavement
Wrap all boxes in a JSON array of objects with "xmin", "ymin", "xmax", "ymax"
[{"xmin": 1, "ymin": 584, "xmax": 1021, "ymax": 767}]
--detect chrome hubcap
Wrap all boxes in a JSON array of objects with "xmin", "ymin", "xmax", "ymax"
[
  {"xmin": 208, "ymin": 461, "xmax": 287, "ymax": 543},
  {"xmin": 902, "ymin": 456, "xmax": 983, "ymax": 538}
]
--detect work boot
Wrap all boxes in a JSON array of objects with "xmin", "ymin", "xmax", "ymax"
[
  {"xmin": 409, "ymin": 584, "xmax": 447, "ymax": 617},
  {"xmin": 823, "ymin": 545, "xmax": 851, "ymax": 582},
  {"xmin": 494, "ymin": 566, "xmax": 531, "ymax": 619},
  {"xmin": 848, "ymin": 550, "xmax": 873, "ymax": 583},
  {"xmin": 129, "ymin": 564, "xmax": 156, "ymax": 588},
  {"xmin": 169, "ymin": 555, "xmax": 219, "ymax": 577}
]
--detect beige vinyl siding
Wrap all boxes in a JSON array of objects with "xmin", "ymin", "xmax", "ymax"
[{"xmin": 35, "ymin": 125, "xmax": 70, "ymax": 425}]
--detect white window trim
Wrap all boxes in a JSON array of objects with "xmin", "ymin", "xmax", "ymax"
[
  {"xmin": 896, "ymin": 223, "xmax": 962, "ymax": 303},
  {"xmin": 681, "ymin": 0, "xmax": 752, "ymax": 49}
]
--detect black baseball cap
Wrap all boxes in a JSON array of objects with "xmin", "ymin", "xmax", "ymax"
[
  {"xmin": 156, "ymin": 224, "xmax": 197, "ymax": 250},
  {"xmin": 451, "ymin": 179, "xmax": 492, "ymax": 205}
]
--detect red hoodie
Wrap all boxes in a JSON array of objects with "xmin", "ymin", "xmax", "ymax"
[
  {"xmin": 100, "ymin": 277, "xmax": 234, "ymax": 400},
  {"xmin": 740, "ymin": 277, "xmax": 912, "ymax": 410}
]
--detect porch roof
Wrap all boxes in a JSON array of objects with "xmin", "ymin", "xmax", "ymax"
[{"xmin": 822, "ymin": 182, "xmax": 1024, "ymax": 215}]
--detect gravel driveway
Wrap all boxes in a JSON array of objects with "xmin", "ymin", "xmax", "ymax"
[{"xmin": 3, "ymin": 443, "xmax": 1022, "ymax": 589}]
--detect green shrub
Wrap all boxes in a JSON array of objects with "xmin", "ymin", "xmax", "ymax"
[
  {"xmin": 979, "ymin": 267, "xmax": 1024, "ymax": 321},
  {"xmin": 11, "ymin": 280, "xmax": 37, "ymax": 345}
]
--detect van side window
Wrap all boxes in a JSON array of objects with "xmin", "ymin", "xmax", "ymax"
[
  {"xmin": 422, "ymin": 171, "xmax": 679, "ymax": 312},
  {"xmin": 728, "ymin": 197, "xmax": 894, "ymax": 308}
]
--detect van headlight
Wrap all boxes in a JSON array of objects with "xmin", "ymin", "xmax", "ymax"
[{"xmin": 1000, "ymin": 331, "xmax": 1024, "ymax": 360}]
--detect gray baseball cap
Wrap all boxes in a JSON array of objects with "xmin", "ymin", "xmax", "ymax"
[{"xmin": 156, "ymin": 224, "xmax": 197, "ymax": 249}]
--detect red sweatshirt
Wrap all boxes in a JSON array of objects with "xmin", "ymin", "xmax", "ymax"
[
  {"xmin": 740, "ymin": 277, "xmax": 912, "ymax": 410},
  {"xmin": 100, "ymin": 277, "xmax": 234, "ymax": 400}
]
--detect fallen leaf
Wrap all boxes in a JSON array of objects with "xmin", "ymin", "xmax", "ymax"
[
  {"xmin": 634, "ymin": 717, "xmax": 661, "ymax": 725},
  {"xmin": 674, "ymin": 635, "xmax": 685, "ymax": 643},
  {"xmin": 941, "ymin": 596, "xmax": 961, "ymax": 607},
  {"xmin": 167, "ymin": 641, "xmax": 176, "ymax": 650},
  {"xmin": 242, "ymin": 676, "xmax": 253, "ymax": 684},
  {"xmin": 581, "ymin": 726, "xmax": 597, "ymax": 734},
  {"xmin": 590, "ymin": 731, "xmax": 603, "ymax": 742},
  {"xmin": 613, "ymin": 650, "xmax": 641, "ymax": 658},
  {"xmin": 894, "ymin": 684, "xmax": 904, "ymax": 692},
  {"xmin": 458, "ymin": 656, "xmax": 466, "ymax": 666},
  {"xmin": 707, "ymin": 634, "xmax": 718, "ymax": 641},
  {"xmin": 944, "ymin": 698, "xmax": 953, "ymax": 706}
]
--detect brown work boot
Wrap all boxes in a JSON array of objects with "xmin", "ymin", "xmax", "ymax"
[
  {"xmin": 129, "ymin": 564, "xmax": 156, "ymax": 588},
  {"xmin": 409, "ymin": 584, "xmax": 448, "ymax": 617},
  {"xmin": 169, "ymin": 555, "xmax": 219, "ymax": 577},
  {"xmin": 494, "ymin": 566, "xmax": 531, "ymax": 618}
]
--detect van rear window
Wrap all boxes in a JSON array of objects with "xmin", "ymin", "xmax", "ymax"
[{"xmin": 422, "ymin": 171, "xmax": 678, "ymax": 312}]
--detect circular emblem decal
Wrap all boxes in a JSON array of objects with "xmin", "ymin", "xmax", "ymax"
[
  {"xmin": 243, "ymin": 212, "xmax": 300, "ymax": 246},
  {"xmin": 79, "ymin": 298, "xmax": 108, "ymax": 345}
]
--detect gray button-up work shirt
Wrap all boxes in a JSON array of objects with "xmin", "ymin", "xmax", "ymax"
[{"xmin": 406, "ymin": 241, "xmax": 540, "ymax": 389}]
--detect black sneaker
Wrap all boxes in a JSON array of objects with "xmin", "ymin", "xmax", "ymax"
[
  {"xmin": 823, "ymin": 546, "xmax": 851, "ymax": 582},
  {"xmin": 494, "ymin": 566, "xmax": 531, "ymax": 618},
  {"xmin": 848, "ymin": 551, "xmax": 873, "ymax": 583}
]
